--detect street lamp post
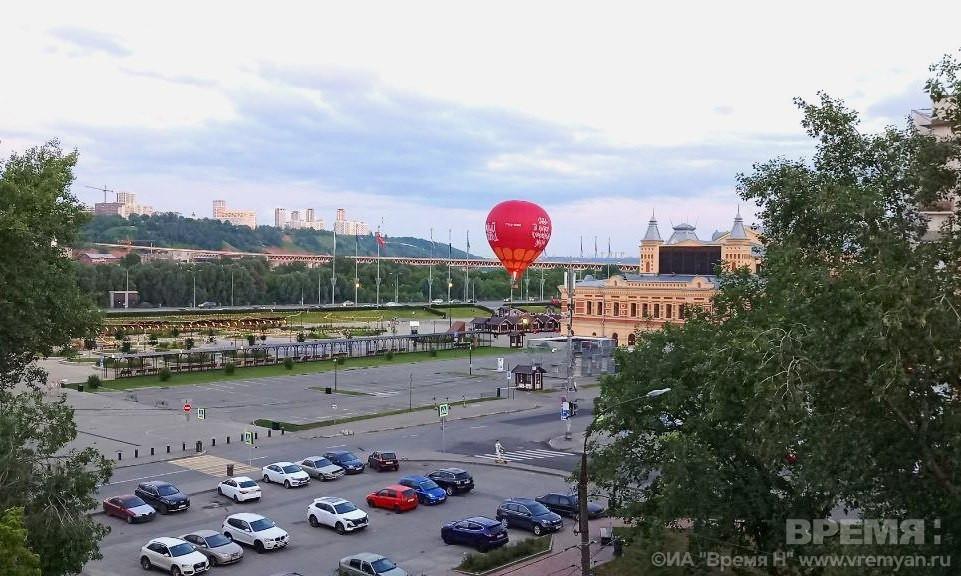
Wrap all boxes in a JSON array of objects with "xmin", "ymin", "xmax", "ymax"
[
  {"xmin": 192, "ymin": 270, "xmax": 197, "ymax": 308},
  {"xmin": 577, "ymin": 388, "xmax": 671, "ymax": 576},
  {"xmin": 394, "ymin": 273, "xmax": 400, "ymax": 303},
  {"xmin": 230, "ymin": 268, "xmax": 235, "ymax": 307}
]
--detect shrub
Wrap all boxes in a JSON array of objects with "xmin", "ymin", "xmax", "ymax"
[
  {"xmin": 296, "ymin": 332, "xmax": 306, "ymax": 343},
  {"xmin": 224, "ymin": 362, "xmax": 236, "ymax": 375},
  {"xmin": 158, "ymin": 367, "xmax": 172, "ymax": 381},
  {"xmin": 429, "ymin": 348, "xmax": 438, "ymax": 357},
  {"xmin": 283, "ymin": 357, "xmax": 294, "ymax": 370},
  {"xmin": 385, "ymin": 350, "xmax": 394, "ymax": 360},
  {"xmin": 307, "ymin": 331, "xmax": 320, "ymax": 339},
  {"xmin": 259, "ymin": 334, "xmax": 267, "ymax": 342},
  {"xmin": 246, "ymin": 334, "xmax": 256, "ymax": 346},
  {"xmin": 83, "ymin": 337, "xmax": 97, "ymax": 350},
  {"xmin": 86, "ymin": 375, "xmax": 101, "ymax": 390},
  {"xmin": 114, "ymin": 328, "xmax": 126, "ymax": 340},
  {"xmin": 120, "ymin": 340, "xmax": 132, "ymax": 354},
  {"xmin": 148, "ymin": 336, "xmax": 159, "ymax": 346},
  {"xmin": 185, "ymin": 337, "xmax": 195, "ymax": 350},
  {"xmin": 457, "ymin": 536, "xmax": 550, "ymax": 573},
  {"xmin": 171, "ymin": 327, "xmax": 181, "ymax": 338}
]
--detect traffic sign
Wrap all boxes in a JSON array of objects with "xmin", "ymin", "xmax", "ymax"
[
  {"xmin": 561, "ymin": 409, "xmax": 569, "ymax": 420},
  {"xmin": 183, "ymin": 403, "xmax": 191, "ymax": 413},
  {"xmin": 438, "ymin": 403, "xmax": 450, "ymax": 418},
  {"xmin": 197, "ymin": 408, "xmax": 205, "ymax": 420},
  {"xmin": 243, "ymin": 430, "xmax": 254, "ymax": 445}
]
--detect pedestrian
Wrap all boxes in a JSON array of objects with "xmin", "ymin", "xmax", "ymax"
[{"xmin": 494, "ymin": 440, "xmax": 505, "ymax": 463}]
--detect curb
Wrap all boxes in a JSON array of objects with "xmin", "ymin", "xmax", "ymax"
[{"xmin": 304, "ymin": 404, "xmax": 543, "ymax": 439}]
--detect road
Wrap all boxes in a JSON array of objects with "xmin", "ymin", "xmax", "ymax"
[{"xmin": 102, "ymin": 300, "xmax": 538, "ymax": 314}]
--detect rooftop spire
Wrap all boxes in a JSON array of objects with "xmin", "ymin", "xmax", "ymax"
[
  {"xmin": 730, "ymin": 208, "xmax": 748, "ymax": 240},
  {"xmin": 643, "ymin": 214, "xmax": 663, "ymax": 242}
]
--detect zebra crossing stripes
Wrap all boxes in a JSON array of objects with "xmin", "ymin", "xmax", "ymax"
[
  {"xmin": 171, "ymin": 455, "xmax": 259, "ymax": 477},
  {"xmin": 474, "ymin": 448, "xmax": 573, "ymax": 462}
]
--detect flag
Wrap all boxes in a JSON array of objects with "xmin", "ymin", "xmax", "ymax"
[{"xmin": 376, "ymin": 230, "xmax": 386, "ymax": 250}]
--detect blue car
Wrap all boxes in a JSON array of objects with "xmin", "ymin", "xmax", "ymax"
[
  {"xmin": 398, "ymin": 475, "xmax": 447, "ymax": 505},
  {"xmin": 324, "ymin": 451, "xmax": 365, "ymax": 474},
  {"xmin": 442, "ymin": 516, "xmax": 509, "ymax": 551}
]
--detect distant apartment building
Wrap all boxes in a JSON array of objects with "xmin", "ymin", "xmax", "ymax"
[
  {"xmin": 212, "ymin": 200, "xmax": 257, "ymax": 228},
  {"xmin": 274, "ymin": 208, "xmax": 288, "ymax": 228},
  {"xmin": 912, "ymin": 100, "xmax": 958, "ymax": 241},
  {"xmin": 274, "ymin": 206, "xmax": 325, "ymax": 230},
  {"xmin": 332, "ymin": 208, "xmax": 369, "ymax": 235},
  {"xmin": 93, "ymin": 190, "xmax": 155, "ymax": 217}
]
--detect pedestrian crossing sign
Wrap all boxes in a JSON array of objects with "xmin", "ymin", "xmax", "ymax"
[
  {"xmin": 243, "ymin": 430, "xmax": 254, "ymax": 445},
  {"xmin": 197, "ymin": 408, "xmax": 206, "ymax": 421},
  {"xmin": 438, "ymin": 403, "xmax": 449, "ymax": 418}
]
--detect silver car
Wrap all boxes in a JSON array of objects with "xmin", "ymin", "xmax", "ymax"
[
  {"xmin": 181, "ymin": 530, "xmax": 244, "ymax": 566},
  {"xmin": 299, "ymin": 456, "xmax": 345, "ymax": 481},
  {"xmin": 339, "ymin": 553, "xmax": 407, "ymax": 576}
]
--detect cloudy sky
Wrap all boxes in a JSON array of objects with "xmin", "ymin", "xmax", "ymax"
[{"xmin": 2, "ymin": 1, "xmax": 958, "ymax": 258}]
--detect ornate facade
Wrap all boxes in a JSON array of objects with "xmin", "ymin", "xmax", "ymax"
[{"xmin": 559, "ymin": 212, "xmax": 763, "ymax": 346}]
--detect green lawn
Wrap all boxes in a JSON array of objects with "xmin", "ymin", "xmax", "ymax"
[
  {"xmin": 100, "ymin": 346, "xmax": 507, "ymax": 390},
  {"xmin": 294, "ymin": 309, "xmax": 443, "ymax": 323}
]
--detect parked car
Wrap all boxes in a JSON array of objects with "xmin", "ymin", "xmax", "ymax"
[
  {"xmin": 341, "ymin": 301, "xmax": 355, "ymax": 307},
  {"xmin": 441, "ymin": 516, "xmax": 509, "ymax": 551},
  {"xmin": 398, "ymin": 475, "xmax": 447, "ymax": 505},
  {"xmin": 385, "ymin": 301, "xmax": 399, "ymax": 307},
  {"xmin": 261, "ymin": 462, "xmax": 310, "ymax": 488},
  {"xmin": 325, "ymin": 450, "xmax": 366, "ymax": 474},
  {"xmin": 197, "ymin": 301, "xmax": 218, "ymax": 308},
  {"xmin": 450, "ymin": 299, "xmax": 462, "ymax": 304},
  {"xmin": 427, "ymin": 468, "xmax": 474, "ymax": 495},
  {"xmin": 139, "ymin": 537, "xmax": 209, "ymax": 575},
  {"xmin": 339, "ymin": 553, "xmax": 407, "ymax": 576},
  {"xmin": 495, "ymin": 498, "xmax": 564, "ymax": 535},
  {"xmin": 535, "ymin": 492, "xmax": 606, "ymax": 519},
  {"xmin": 217, "ymin": 476, "xmax": 261, "ymax": 502},
  {"xmin": 135, "ymin": 480, "xmax": 190, "ymax": 514},
  {"xmin": 180, "ymin": 530, "xmax": 244, "ymax": 566},
  {"xmin": 102, "ymin": 494, "xmax": 156, "ymax": 523},
  {"xmin": 222, "ymin": 512, "xmax": 289, "ymax": 553},
  {"xmin": 431, "ymin": 298, "xmax": 444, "ymax": 305},
  {"xmin": 367, "ymin": 450, "xmax": 399, "ymax": 472},
  {"xmin": 366, "ymin": 485, "xmax": 418, "ymax": 513},
  {"xmin": 298, "ymin": 456, "xmax": 345, "ymax": 481},
  {"xmin": 306, "ymin": 496, "xmax": 369, "ymax": 534}
]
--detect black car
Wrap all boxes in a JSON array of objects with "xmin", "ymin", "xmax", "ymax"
[
  {"xmin": 496, "ymin": 498, "xmax": 563, "ymax": 535},
  {"xmin": 367, "ymin": 451, "xmax": 399, "ymax": 472},
  {"xmin": 324, "ymin": 450, "xmax": 366, "ymax": 474},
  {"xmin": 134, "ymin": 481, "xmax": 190, "ymax": 514},
  {"xmin": 428, "ymin": 468, "xmax": 474, "ymax": 495},
  {"xmin": 441, "ymin": 516, "xmax": 509, "ymax": 551},
  {"xmin": 535, "ymin": 492, "xmax": 606, "ymax": 519}
]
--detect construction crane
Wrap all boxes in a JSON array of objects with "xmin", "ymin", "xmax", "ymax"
[{"xmin": 84, "ymin": 185, "xmax": 115, "ymax": 203}]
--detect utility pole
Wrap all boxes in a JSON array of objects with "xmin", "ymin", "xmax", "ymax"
[
  {"xmin": 230, "ymin": 268, "xmax": 235, "ymax": 307},
  {"xmin": 428, "ymin": 228, "xmax": 434, "ymax": 303},
  {"xmin": 192, "ymin": 270, "xmax": 197, "ymax": 308},
  {"xmin": 331, "ymin": 229, "xmax": 337, "ymax": 305},
  {"xmin": 464, "ymin": 230, "xmax": 470, "ymax": 301}
]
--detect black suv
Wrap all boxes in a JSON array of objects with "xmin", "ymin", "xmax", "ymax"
[
  {"xmin": 134, "ymin": 481, "xmax": 190, "ymax": 514},
  {"xmin": 428, "ymin": 467, "xmax": 474, "ymax": 495},
  {"xmin": 367, "ymin": 451, "xmax": 399, "ymax": 472},
  {"xmin": 496, "ymin": 497, "xmax": 563, "ymax": 535},
  {"xmin": 535, "ymin": 492, "xmax": 606, "ymax": 519}
]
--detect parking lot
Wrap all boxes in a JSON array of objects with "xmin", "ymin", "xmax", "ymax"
[{"xmin": 83, "ymin": 459, "xmax": 574, "ymax": 576}]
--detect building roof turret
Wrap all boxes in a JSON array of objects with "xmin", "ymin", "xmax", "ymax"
[
  {"xmin": 642, "ymin": 215, "xmax": 663, "ymax": 243},
  {"xmin": 729, "ymin": 208, "xmax": 748, "ymax": 240}
]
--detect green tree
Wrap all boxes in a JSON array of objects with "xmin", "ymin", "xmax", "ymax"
[
  {"xmin": 0, "ymin": 141, "xmax": 113, "ymax": 575},
  {"xmin": 591, "ymin": 64, "xmax": 961, "ymax": 573},
  {"xmin": 0, "ymin": 507, "xmax": 41, "ymax": 576}
]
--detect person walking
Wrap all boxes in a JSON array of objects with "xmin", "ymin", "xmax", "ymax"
[{"xmin": 494, "ymin": 440, "xmax": 506, "ymax": 464}]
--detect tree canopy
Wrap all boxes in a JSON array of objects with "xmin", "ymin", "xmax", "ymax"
[
  {"xmin": 0, "ymin": 140, "xmax": 112, "ymax": 575},
  {"xmin": 592, "ymin": 60, "xmax": 961, "ymax": 573}
]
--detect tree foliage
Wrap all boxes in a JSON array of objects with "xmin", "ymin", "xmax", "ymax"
[
  {"xmin": 592, "ymin": 61, "xmax": 961, "ymax": 574},
  {"xmin": 0, "ymin": 507, "xmax": 41, "ymax": 576},
  {"xmin": 0, "ymin": 141, "xmax": 113, "ymax": 575}
]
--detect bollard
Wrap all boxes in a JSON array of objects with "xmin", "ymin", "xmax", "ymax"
[
  {"xmin": 268, "ymin": 429, "xmax": 272, "ymax": 438},
  {"xmin": 195, "ymin": 440, "xmax": 202, "ymax": 453},
  {"xmin": 227, "ymin": 464, "xmax": 234, "ymax": 477},
  {"xmin": 254, "ymin": 432, "xmax": 258, "ymax": 440},
  {"xmin": 117, "ymin": 451, "xmax": 122, "ymax": 461},
  {"xmin": 166, "ymin": 445, "xmax": 171, "ymax": 454},
  {"xmin": 182, "ymin": 442, "xmax": 186, "ymax": 451},
  {"xmin": 211, "ymin": 438, "xmax": 216, "ymax": 447},
  {"xmin": 226, "ymin": 436, "xmax": 230, "ymax": 444},
  {"xmin": 134, "ymin": 449, "xmax": 139, "ymax": 458},
  {"xmin": 151, "ymin": 447, "xmax": 155, "ymax": 456},
  {"xmin": 281, "ymin": 428, "xmax": 285, "ymax": 435}
]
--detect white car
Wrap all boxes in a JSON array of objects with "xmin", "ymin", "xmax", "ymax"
[
  {"xmin": 342, "ymin": 300, "xmax": 355, "ymax": 307},
  {"xmin": 222, "ymin": 512, "xmax": 289, "ymax": 553},
  {"xmin": 298, "ymin": 456, "xmax": 345, "ymax": 481},
  {"xmin": 140, "ymin": 537, "xmax": 209, "ymax": 575},
  {"xmin": 306, "ymin": 496, "xmax": 369, "ymax": 534},
  {"xmin": 217, "ymin": 476, "xmax": 262, "ymax": 502},
  {"xmin": 261, "ymin": 462, "xmax": 310, "ymax": 488},
  {"xmin": 431, "ymin": 299, "xmax": 444, "ymax": 305}
]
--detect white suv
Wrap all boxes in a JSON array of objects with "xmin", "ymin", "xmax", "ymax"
[
  {"xmin": 222, "ymin": 513, "xmax": 289, "ymax": 553},
  {"xmin": 306, "ymin": 496, "xmax": 369, "ymax": 534},
  {"xmin": 140, "ymin": 537, "xmax": 209, "ymax": 574},
  {"xmin": 261, "ymin": 462, "xmax": 310, "ymax": 488}
]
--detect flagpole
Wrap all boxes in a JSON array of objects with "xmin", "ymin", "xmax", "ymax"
[
  {"xmin": 428, "ymin": 228, "xmax": 434, "ymax": 303},
  {"xmin": 376, "ymin": 226, "xmax": 381, "ymax": 306},
  {"xmin": 354, "ymin": 233, "xmax": 359, "ymax": 305},
  {"xmin": 447, "ymin": 229, "xmax": 452, "ymax": 329},
  {"xmin": 331, "ymin": 228, "xmax": 337, "ymax": 305},
  {"xmin": 464, "ymin": 230, "xmax": 470, "ymax": 302}
]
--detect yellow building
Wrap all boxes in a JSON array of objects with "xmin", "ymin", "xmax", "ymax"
[
  {"xmin": 213, "ymin": 200, "xmax": 257, "ymax": 228},
  {"xmin": 559, "ymin": 212, "xmax": 762, "ymax": 346}
]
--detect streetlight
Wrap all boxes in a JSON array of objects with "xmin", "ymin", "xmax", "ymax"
[
  {"xmin": 577, "ymin": 387, "xmax": 672, "ymax": 576},
  {"xmin": 394, "ymin": 272, "xmax": 400, "ymax": 303},
  {"xmin": 230, "ymin": 268, "xmax": 235, "ymax": 307}
]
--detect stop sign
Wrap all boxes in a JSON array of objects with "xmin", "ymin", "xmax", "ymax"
[{"xmin": 183, "ymin": 403, "xmax": 191, "ymax": 413}]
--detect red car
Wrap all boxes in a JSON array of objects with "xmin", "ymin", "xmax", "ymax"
[
  {"xmin": 102, "ymin": 494, "xmax": 157, "ymax": 523},
  {"xmin": 366, "ymin": 484, "xmax": 418, "ymax": 513}
]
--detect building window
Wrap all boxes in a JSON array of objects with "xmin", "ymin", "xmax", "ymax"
[
  {"xmin": 653, "ymin": 303, "xmax": 660, "ymax": 318},
  {"xmin": 679, "ymin": 304, "xmax": 686, "ymax": 318},
  {"xmin": 613, "ymin": 302, "xmax": 620, "ymax": 316},
  {"xmin": 666, "ymin": 304, "xmax": 673, "ymax": 319},
  {"xmin": 628, "ymin": 333, "xmax": 636, "ymax": 346},
  {"xmin": 630, "ymin": 303, "xmax": 637, "ymax": 317},
  {"xmin": 586, "ymin": 301, "xmax": 593, "ymax": 315},
  {"xmin": 645, "ymin": 261, "xmax": 650, "ymax": 272},
  {"xmin": 642, "ymin": 303, "xmax": 649, "ymax": 317},
  {"xmin": 598, "ymin": 301, "xmax": 604, "ymax": 316}
]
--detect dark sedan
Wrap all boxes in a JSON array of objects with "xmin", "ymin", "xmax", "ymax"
[
  {"xmin": 325, "ymin": 450, "xmax": 366, "ymax": 474},
  {"xmin": 102, "ymin": 495, "xmax": 156, "ymax": 523},
  {"xmin": 496, "ymin": 498, "xmax": 563, "ymax": 536},
  {"xmin": 442, "ymin": 516, "xmax": 509, "ymax": 551},
  {"xmin": 427, "ymin": 468, "xmax": 474, "ymax": 495},
  {"xmin": 535, "ymin": 492, "xmax": 606, "ymax": 519}
]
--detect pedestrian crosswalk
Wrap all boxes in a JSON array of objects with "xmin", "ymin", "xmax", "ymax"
[
  {"xmin": 171, "ymin": 455, "xmax": 260, "ymax": 478},
  {"xmin": 474, "ymin": 448, "xmax": 573, "ymax": 462}
]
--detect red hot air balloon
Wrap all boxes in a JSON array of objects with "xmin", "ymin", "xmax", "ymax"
[{"xmin": 486, "ymin": 200, "xmax": 552, "ymax": 283}]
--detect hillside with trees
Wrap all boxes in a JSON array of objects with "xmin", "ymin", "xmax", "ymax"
[{"xmin": 80, "ymin": 213, "xmax": 470, "ymax": 258}]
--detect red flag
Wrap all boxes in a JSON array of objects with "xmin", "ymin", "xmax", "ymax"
[{"xmin": 376, "ymin": 231, "xmax": 387, "ymax": 250}]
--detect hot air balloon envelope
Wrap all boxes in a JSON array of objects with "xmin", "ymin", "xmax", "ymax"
[{"xmin": 486, "ymin": 200, "xmax": 552, "ymax": 282}]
